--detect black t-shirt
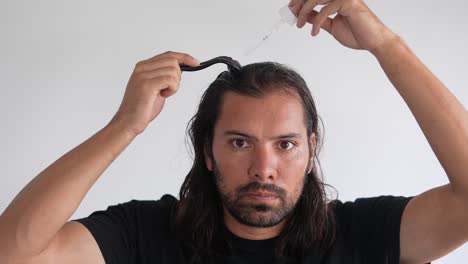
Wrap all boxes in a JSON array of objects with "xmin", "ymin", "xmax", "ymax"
[{"xmin": 74, "ymin": 194, "xmax": 413, "ymax": 264}]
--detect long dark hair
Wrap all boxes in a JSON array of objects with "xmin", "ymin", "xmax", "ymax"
[{"xmin": 175, "ymin": 62, "xmax": 336, "ymax": 261}]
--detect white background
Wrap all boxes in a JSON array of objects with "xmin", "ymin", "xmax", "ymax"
[{"xmin": 1, "ymin": 0, "xmax": 467, "ymax": 262}]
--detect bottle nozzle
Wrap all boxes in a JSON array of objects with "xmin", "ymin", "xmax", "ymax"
[{"xmin": 278, "ymin": 5, "xmax": 298, "ymax": 26}]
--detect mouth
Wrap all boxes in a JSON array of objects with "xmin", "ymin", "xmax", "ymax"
[{"xmin": 243, "ymin": 192, "xmax": 279, "ymax": 202}]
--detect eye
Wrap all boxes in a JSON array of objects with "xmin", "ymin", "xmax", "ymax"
[
  {"xmin": 278, "ymin": 141, "xmax": 295, "ymax": 150},
  {"xmin": 231, "ymin": 139, "xmax": 250, "ymax": 148}
]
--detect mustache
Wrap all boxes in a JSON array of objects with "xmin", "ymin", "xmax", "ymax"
[{"xmin": 237, "ymin": 182, "xmax": 286, "ymax": 198}]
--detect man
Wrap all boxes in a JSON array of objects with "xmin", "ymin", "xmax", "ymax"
[{"xmin": 0, "ymin": 0, "xmax": 467, "ymax": 263}]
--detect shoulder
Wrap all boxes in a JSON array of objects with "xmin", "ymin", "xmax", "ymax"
[
  {"xmin": 330, "ymin": 195, "xmax": 413, "ymax": 219},
  {"xmin": 75, "ymin": 194, "xmax": 179, "ymax": 234},
  {"xmin": 105, "ymin": 194, "xmax": 178, "ymax": 213},
  {"xmin": 327, "ymin": 195, "xmax": 414, "ymax": 248},
  {"xmin": 112, "ymin": 194, "xmax": 178, "ymax": 225},
  {"xmin": 72, "ymin": 194, "xmax": 180, "ymax": 263},
  {"xmin": 329, "ymin": 195, "xmax": 413, "ymax": 234},
  {"xmin": 322, "ymin": 195, "xmax": 414, "ymax": 263},
  {"xmin": 123, "ymin": 194, "xmax": 178, "ymax": 214}
]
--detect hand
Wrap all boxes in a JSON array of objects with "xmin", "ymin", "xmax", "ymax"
[
  {"xmin": 289, "ymin": 0, "xmax": 398, "ymax": 51},
  {"xmin": 111, "ymin": 51, "xmax": 200, "ymax": 137}
]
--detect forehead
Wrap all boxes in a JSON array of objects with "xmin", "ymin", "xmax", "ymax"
[{"xmin": 214, "ymin": 90, "xmax": 307, "ymax": 137}]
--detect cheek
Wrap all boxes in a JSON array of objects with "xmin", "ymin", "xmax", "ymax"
[
  {"xmin": 212, "ymin": 148, "xmax": 248, "ymax": 186},
  {"xmin": 280, "ymin": 148, "xmax": 309, "ymax": 190},
  {"xmin": 213, "ymin": 143, "xmax": 248, "ymax": 169},
  {"xmin": 279, "ymin": 146, "xmax": 309, "ymax": 171}
]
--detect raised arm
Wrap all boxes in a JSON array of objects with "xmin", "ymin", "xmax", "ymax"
[
  {"xmin": 289, "ymin": 0, "xmax": 468, "ymax": 262},
  {"xmin": 371, "ymin": 30, "xmax": 468, "ymax": 264},
  {"xmin": 0, "ymin": 51, "xmax": 200, "ymax": 263}
]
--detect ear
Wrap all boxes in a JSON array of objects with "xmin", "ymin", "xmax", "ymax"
[
  {"xmin": 307, "ymin": 133, "xmax": 317, "ymax": 174},
  {"xmin": 204, "ymin": 144, "xmax": 213, "ymax": 171}
]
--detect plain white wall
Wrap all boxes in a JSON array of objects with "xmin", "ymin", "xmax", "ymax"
[{"xmin": 1, "ymin": 0, "xmax": 466, "ymax": 262}]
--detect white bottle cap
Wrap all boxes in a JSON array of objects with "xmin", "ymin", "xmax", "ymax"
[{"xmin": 278, "ymin": 4, "xmax": 298, "ymax": 26}]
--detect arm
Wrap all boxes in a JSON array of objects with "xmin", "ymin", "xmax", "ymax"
[
  {"xmin": 0, "ymin": 119, "xmax": 135, "ymax": 262},
  {"xmin": 288, "ymin": 0, "xmax": 468, "ymax": 262},
  {"xmin": 372, "ymin": 37, "xmax": 468, "ymax": 200},
  {"xmin": 0, "ymin": 51, "xmax": 200, "ymax": 262},
  {"xmin": 372, "ymin": 35, "xmax": 468, "ymax": 264}
]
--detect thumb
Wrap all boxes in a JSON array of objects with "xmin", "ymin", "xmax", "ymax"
[{"xmin": 307, "ymin": 10, "xmax": 333, "ymax": 35}]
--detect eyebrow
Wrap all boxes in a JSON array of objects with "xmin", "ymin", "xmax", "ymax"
[{"xmin": 223, "ymin": 130, "xmax": 302, "ymax": 141}]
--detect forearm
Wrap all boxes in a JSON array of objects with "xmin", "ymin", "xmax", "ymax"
[
  {"xmin": 0, "ymin": 118, "xmax": 136, "ymax": 258},
  {"xmin": 371, "ymin": 36, "xmax": 468, "ymax": 197}
]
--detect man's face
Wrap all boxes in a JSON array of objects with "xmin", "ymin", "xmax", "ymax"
[{"xmin": 205, "ymin": 90, "xmax": 315, "ymax": 228}]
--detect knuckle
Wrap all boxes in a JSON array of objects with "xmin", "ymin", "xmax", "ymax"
[
  {"xmin": 182, "ymin": 53, "xmax": 192, "ymax": 61},
  {"xmin": 134, "ymin": 63, "xmax": 146, "ymax": 73},
  {"xmin": 172, "ymin": 60, "xmax": 181, "ymax": 69},
  {"xmin": 161, "ymin": 57, "xmax": 177, "ymax": 67},
  {"xmin": 170, "ymin": 57, "xmax": 180, "ymax": 66},
  {"xmin": 132, "ymin": 73, "xmax": 144, "ymax": 83},
  {"xmin": 171, "ymin": 64, "xmax": 181, "ymax": 74},
  {"xmin": 169, "ymin": 74, "xmax": 179, "ymax": 83},
  {"xmin": 163, "ymin": 50, "xmax": 174, "ymax": 56}
]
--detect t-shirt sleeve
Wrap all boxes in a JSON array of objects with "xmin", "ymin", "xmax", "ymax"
[
  {"xmin": 334, "ymin": 195, "xmax": 413, "ymax": 264},
  {"xmin": 72, "ymin": 194, "xmax": 177, "ymax": 264},
  {"xmin": 73, "ymin": 200, "xmax": 140, "ymax": 264}
]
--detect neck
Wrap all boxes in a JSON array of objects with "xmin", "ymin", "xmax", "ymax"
[{"xmin": 223, "ymin": 207, "xmax": 287, "ymax": 240}]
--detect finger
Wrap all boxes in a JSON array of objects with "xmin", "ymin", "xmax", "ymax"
[
  {"xmin": 316, "ymin": 0, "xmax": 333, "ymax": 4},
  {"xmin": 288, "ymin": 0, "xmax": 305, "ymax": 17},
  {"xmin": 160, "ymin": 87, "xmax": 175, "ymax": 98},
  {"xmin": 140, "ymin": 51, "xmax": 200, "ymax": 70},
  {"xmin": 160, "ymin": 51, "xmax": 200, "ymax": 67},
  {"xmin": 145, "ymin": 75, "xmax": 180, "ymax": 98},
  {"xmin": 135, "ymin": 66, "xmax": 180, "ymax": 84},
  {"xmin": 312, "ymin": 2, "xmax": 339, "ymax": 36},
  {"xmin": 135, "ymin": 57, "xmax": 180, "ymax": 75},
  {"xmin": 297, "ymin": 0, "xmax": 320, "ymax": 28},
  {"xmin": 307, "ymin": 8, "xmax": 333, "ymax": 36}
]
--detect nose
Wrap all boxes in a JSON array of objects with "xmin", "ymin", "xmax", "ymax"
[{"xmin": 248, "ymin": 145, "xmax": 278, "ymax": 182}]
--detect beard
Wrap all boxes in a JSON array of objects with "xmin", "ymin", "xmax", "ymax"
[{"xmin": 213, "ymin": 161, "xmax": 309, "ymax": 228}]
